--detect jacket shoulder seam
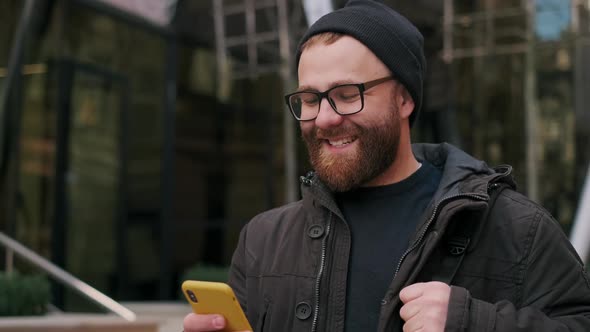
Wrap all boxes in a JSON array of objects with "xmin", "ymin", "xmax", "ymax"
[
  {"xmin": 494, "ymin": 190, "xmax": 545, "ymax": 306},
  {"xmin": 517, "ymin": 209, "xmax": 543, "ymax": 306}
]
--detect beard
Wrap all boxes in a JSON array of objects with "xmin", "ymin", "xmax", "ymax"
[{"xmin": 302, "ymin": 104, "xmax": 401, "ymax": 192}]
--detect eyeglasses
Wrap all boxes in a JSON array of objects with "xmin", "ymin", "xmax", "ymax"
[{"xmin": 284, "ymin": 76, "xmax": 394, "ymax": 121}]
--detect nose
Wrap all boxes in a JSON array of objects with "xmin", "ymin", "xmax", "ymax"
[{"xmin": 314, "ymin": 97, "xmax": 344, "ymax": 129}]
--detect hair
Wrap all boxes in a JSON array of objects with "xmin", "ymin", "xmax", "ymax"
[{"xmin": 299, "ymin": 32, "xmax": 344, "ymax": 52}]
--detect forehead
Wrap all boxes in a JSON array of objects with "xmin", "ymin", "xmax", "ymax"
[{"xmin": 297, "ymin": 35, "xmax": 389, "ymax": 89}]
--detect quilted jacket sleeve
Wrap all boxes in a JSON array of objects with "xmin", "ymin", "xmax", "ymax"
[{"xmin": 445, "ymin": 210, "xmax": 590, "ymax": 331}]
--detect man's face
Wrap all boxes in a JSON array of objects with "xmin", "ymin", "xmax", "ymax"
[{"xmin": 298, "ymin": 36, "xmax": 402, "ymax": 192}]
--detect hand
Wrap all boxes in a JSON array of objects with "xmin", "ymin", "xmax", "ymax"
[
  {"xmin": 399, "ymin": 281, "xmax": 451, "ymax": 332},
  {"xmin": 183, "ymin": 313, "xmax": 252, "ymax": 332}
]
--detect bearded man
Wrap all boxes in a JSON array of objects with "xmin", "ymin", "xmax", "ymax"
[{"xmin": 184, "ymin": 1, "xmax": 590, "ymax": 331}]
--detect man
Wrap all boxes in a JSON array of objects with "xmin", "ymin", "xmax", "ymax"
[{"xmin": 185, "ymin": 0, "xmax": 590, "ymax": 331}]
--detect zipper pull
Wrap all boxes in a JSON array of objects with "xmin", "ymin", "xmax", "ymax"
[
  {"xmin": 300, "ymin": 171, "xmax": 314, "ymax": 186},
  {"xmin": 299, "ymin": 176, "xmax": 311, "ymax": 186}
]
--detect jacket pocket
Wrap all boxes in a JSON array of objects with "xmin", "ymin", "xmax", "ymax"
[{"xmin": 255, "ymin": 301, "xmax": 271, "ymax": 332}]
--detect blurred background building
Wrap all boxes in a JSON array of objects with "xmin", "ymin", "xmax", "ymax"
[{"xmin": 0, "ymin": 0, "xmax": 589, "ymax": 317}]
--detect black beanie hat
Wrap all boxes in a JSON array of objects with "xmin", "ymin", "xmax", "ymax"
[{"xmin": 296, "ymin": 0, "xmax": 426, "ymax": 127}]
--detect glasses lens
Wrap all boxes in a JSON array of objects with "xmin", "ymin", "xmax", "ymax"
[
  {"xmin": 329, "ymin": 85, "xmax": 362, "ymax": 114},
  {"xmin": 289, "ymin": 92, "xmax": 319, "ymax": 120}
]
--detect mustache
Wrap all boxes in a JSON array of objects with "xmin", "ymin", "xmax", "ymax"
[{"xmin": 312, "ymin": 124, "xmax": 363, "ymax": 139}]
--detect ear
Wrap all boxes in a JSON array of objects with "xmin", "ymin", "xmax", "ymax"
[{"xmin": 395, "ymin": 86, "xmax": 415, "ymax": 121}]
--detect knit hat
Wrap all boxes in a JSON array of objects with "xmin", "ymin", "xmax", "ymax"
[{"xmin": 296, "ymin": 0, "xmax": 426, "ymax": 127}]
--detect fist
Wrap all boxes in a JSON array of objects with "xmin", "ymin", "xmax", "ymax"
[{"xmin": 399, "ymin": 281, "xmax": 451, "ymax": 332}]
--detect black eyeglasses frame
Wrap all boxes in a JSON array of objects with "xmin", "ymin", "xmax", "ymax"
[{"xmin": 284, "ymin": 76, "xmax": 395, "ymax": 121}]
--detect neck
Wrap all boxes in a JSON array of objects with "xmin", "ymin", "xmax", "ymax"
[{"xmin": 363, "ymin": 124, "xmax": 419, "ymax": 187}]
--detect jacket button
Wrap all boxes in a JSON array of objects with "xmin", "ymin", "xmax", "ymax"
[
  {"xmin": 307, "ymin": 225, "xmax": 324, "ymax": 239},
  {"xmin": 295, "ymin": 302, "xmax": 312, "ymax": 320}
]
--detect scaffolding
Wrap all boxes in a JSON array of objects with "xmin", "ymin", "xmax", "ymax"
[
  {"xmin": 443, "ymin": 0, "xmax": 590, "ymax": 259},
  {"xmin": 210, "ymin": 0, "xmax": 590, "ymax": 209},
  {"xmin": 212, "ymin": 0, "xmax": 309, "ymax": 202},
  {"xmin": 443, "ymin": 0, "xmax": 588, "ymax": 201}
]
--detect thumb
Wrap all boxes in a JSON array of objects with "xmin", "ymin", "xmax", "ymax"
[
  {"xmin": 183, "ymin": 313, "xmax": 226, "ymax": 331},
  {"xmin": 399, "ymin": 283, "xmax": 424, "ymax": 304}
]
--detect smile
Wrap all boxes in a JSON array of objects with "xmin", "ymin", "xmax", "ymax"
[{"xmin": 327, "ymin": 137, "xmax": 357, "ymax": 147}]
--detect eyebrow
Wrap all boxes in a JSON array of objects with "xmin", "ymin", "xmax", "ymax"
[{"xmin": 296, "ymin": 79, "xmax": 358, "ymax": 92}]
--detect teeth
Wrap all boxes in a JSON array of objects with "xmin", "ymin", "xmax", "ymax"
[{"xmin": 328, "ymin": 137, "xmax": 355, "ymax": 147}]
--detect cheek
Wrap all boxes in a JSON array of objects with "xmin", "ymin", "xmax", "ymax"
[
  {"xmin": 364, "ymin": 100, "xmax": 398, "ymax": 124},
  {"xmin": 352, "ymin": 111, "xmax": 389, "ymax": 128},
  {"xmin": 300, "ymin": 122, "xmax": 314, "ymax": 135}
]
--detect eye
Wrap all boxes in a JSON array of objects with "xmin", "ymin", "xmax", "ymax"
[
  {"xmin": 333, "ymin": 86, "xmax": 360, "ymax": 102},
  {"xmin": 301, "ymin": 94, "xmax": 319, "ymax": 105},
  {"xmin": 339, "ymin": 92, "xmax": 360, "ymax": 100}
]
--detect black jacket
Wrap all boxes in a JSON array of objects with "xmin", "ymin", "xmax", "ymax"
[{"xmin": 228, "ymin": 143, "xmax": 590, "ymax": 331}]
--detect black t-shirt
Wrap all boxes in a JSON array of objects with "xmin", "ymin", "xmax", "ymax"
[{"xmin": 336, "ymin": 161, "xmax": 442, "ymax": 332}]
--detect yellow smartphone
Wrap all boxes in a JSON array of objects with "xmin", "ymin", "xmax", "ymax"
[{"xmin": 182, "ymin": 280, "xmax": 252, "ymax": 332}]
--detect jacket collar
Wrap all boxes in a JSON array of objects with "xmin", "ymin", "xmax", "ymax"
[
  {"xmin": 300, "ymin": 143, "xmax": 515, "ymax": 214},
  {"xmin": 412, "ymin": 143, "xmax": 515, "ymax": 201}
]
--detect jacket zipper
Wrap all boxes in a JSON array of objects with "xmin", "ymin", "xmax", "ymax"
[
  {"xmin": 391, "ymin": 192, "xmax": 488, "ymax": 281},
  {"xmin": 311, "ymin": 213, "xmax": 332, "ymax": 332}
]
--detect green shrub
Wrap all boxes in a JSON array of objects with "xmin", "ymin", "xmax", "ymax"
[{"xmin": 0, "ymin": 272, "xmax": 50, "ymax": 316}]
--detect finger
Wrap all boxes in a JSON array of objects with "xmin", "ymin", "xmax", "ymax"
[
  {"xmin": 399, "ymin": 302, "xmax": 421, "ymax": 322},
  {"xmin": 428, "ymin": 281, "xmax": 449, "ymax": 288},
  {"xmin": 183, "ymin": 313, "xmax": 226, "ymax": 331},
  {"xmin": 402, "ymin": 317, "xmax": 424, "ymax": 332},
  {"xmin": 399, "ymin": 283, "xmax": 424, "ymax": 303},
  {"xmin": 419, "ymin": 282, "xmax": 451, "ymax": 305}
]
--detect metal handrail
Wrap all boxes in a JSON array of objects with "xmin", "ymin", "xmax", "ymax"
[{"xmin": 0, "ymin": 231, "xmax": 136, "ymax": 322}]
